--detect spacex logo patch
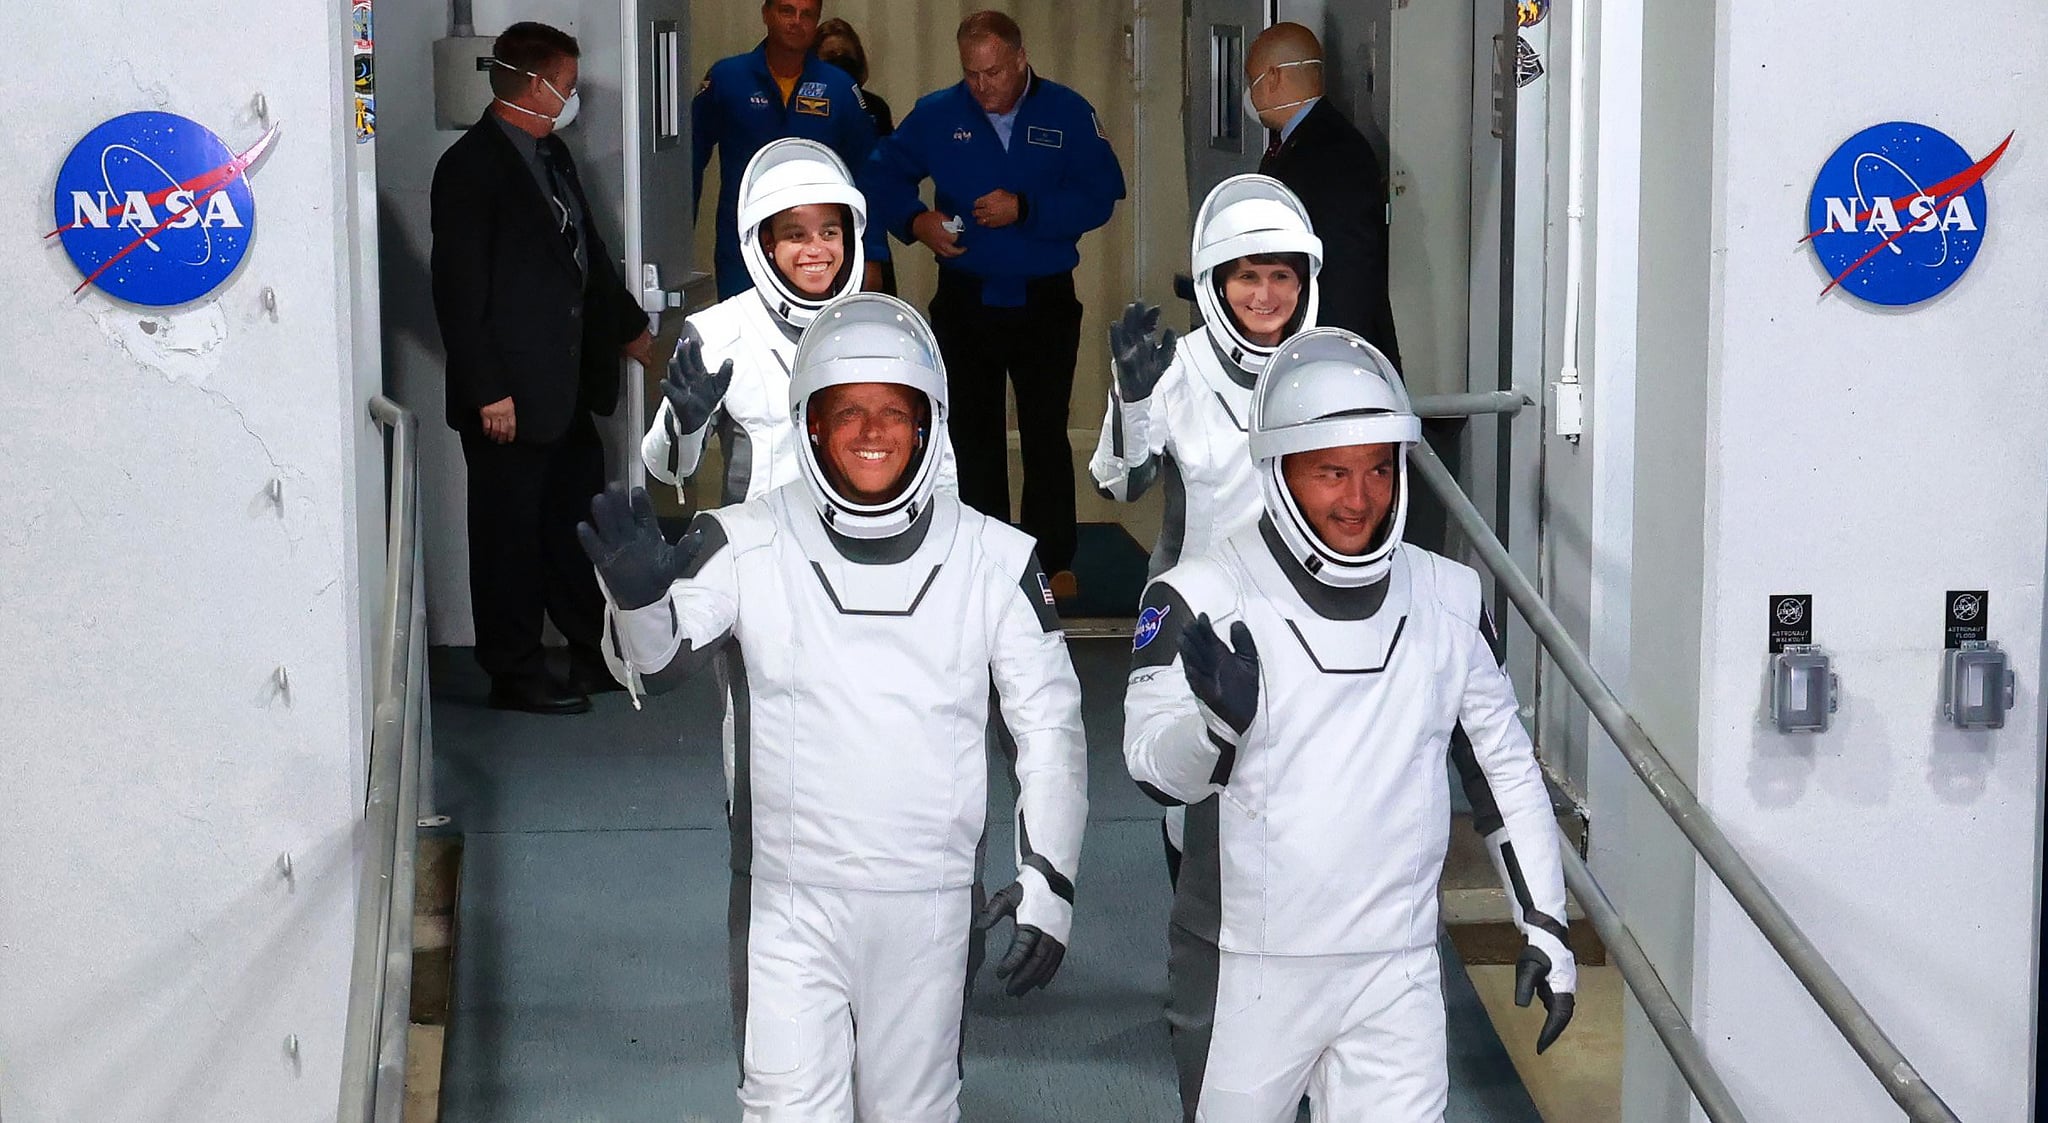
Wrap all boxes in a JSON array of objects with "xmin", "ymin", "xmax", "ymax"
[{"xmin": 1133, "ymin": 604, "xmax": 1171, "ymax": 651}]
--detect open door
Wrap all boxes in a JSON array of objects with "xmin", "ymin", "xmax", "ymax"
[
  {"xmin": 1184, "ymin": 0, "xmax": 1275, "ymax": 221},
  {"xmin": 619, "ymin": 0, "xmax": 698, "ymax": 489}
]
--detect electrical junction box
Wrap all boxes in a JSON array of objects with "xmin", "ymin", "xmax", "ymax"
[{"xmin": 434, "ymin": 36, "xmax": 499, "ymax": 131}]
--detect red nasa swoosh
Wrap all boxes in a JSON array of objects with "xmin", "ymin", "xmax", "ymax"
[
  {"xmin": 46, "ymin": 122, "xmax": 282, "ymax": 295},
  {"xmin": 1803, "ymin": 131, "xmax": 2011, "ymax": 297}
]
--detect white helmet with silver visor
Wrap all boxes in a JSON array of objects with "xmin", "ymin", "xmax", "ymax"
[
  {"xmin": 1191, "ymin": 174, "xmax": 1322, "ymax": 376},
  {"xmin": 738, "ymin": 138, "xmax": 868, "ymax": 333},
  {"xmin": 1249, "ymin": 328, "xmax": 1420, "ymax": 587},
  {"xmin": 789, "ymin": 293, "xmax": 948, "ymax": 540}
]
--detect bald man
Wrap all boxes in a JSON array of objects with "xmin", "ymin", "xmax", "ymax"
[{"xmin": 1246, "ymin": 23, "xmax": 1402, "ymax": 372}]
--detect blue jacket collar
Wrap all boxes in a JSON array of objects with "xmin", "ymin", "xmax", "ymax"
[{"xmin": 747, "ymin": 40, "xmax": 831, "ymax": 84}]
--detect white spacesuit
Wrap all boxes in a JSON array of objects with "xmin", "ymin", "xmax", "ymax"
[
  {"xmin": 586, "ymin": 293, "xmax": 1087, "ymax": 1122},
  {"xmin": 1121, "ymin": 329, "xmax": 1576, "ymax": 1122},
  {"xmin": 640, "ymin": 137, "xmax": 956, "ymax": 505},
  {"xmin": 1088, "ymin": 174, "xmax": 1321, "ymax": 579}
]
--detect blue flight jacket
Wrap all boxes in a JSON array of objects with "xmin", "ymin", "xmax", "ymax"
[
  {"xmin": 693, "ymin": 42, "xmax": 879, "ymax": 299},
  {"xmin": 861, "ymin": 73, "xmax": 1125, "ymax": 307}
]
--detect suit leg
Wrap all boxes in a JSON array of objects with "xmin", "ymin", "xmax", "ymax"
[
  {"xmin": 930, "ymin": 282, "xmax": 1012, "ymax": 525},
  {"xmin": 460, "ymin": 430, "xmax": 548, "ymax": 681}
]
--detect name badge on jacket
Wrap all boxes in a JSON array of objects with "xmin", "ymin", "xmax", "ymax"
[{"xmin": 1026, "ymin": 125, "xmax": 1064, "ymax": 148}]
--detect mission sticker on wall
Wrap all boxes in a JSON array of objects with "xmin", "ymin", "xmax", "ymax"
[
  {"xmin": 48, "ymin": 111, "xmax": 280, "ymax": 306},
  {"xmin": 1803, "ymin": 121, "xmax": 2011, "ymax": 306},
  {"xmin": 1944, "ymin": 590, "xmax": 1988, "ymax": 649},
  {"xmin": 1768, "ymin": 594, "xmax": 1812, "ymax": 654}
]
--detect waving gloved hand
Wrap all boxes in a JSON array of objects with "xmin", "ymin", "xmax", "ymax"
[
  {"xmin": 974, "ymin": 876, "xmax": 1069, "ymax": 997},
  {"xmin": 660, "ymin": 326, "xmax": 734, "ymax": 439},
  {"xmin": 1514, "ymin": 927, "xmax": 1578, "ymax": 1053},
  {"xmin": 1179, "ymin": 614, "xmax": 1260, "ymax": 747},
  {"xmin": 576, "ymin": 483, "xmax": 702, "ymax": 611},
  {"xmin": 1108, "ymin": 301, "xmax": 1177, "ymax": 403}
]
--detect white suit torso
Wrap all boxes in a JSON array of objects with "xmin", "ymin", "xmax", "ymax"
[
  {"xmin": 1123, "ymin": 529, "xmax": 1567, "ymax": 957},
  {"xmin": 1089, "ymin": 324, "xmax": 1265, "ymax": 576},
  {"xmin": 605, "ymin": 487, "xmax": 1087, "ymax": 925}
]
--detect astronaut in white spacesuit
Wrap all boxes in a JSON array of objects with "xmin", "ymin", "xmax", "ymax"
[
  {"xmin": 1095, "ymin": 177, "xmax": 1539, "ymax": 907},
  {"xmin": 642, "ymin": 136, "xmax": 955, "ymax": 506},
  {"xmin": 582, "ymin": 292, "xmax": 1087, "ymax": 1122},
  {"xmin": 1121, "ymin": 328, "xmax": 1575, "ymax": 1122},
  {"xmin": 1089, "ymin": 174, "xmax": 1320, "ymax": 579}
]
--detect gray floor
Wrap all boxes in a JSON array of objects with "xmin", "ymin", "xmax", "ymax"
[{"xmin": 430, "ymin": 639, "xmax": 1542, "ymax": 1122}]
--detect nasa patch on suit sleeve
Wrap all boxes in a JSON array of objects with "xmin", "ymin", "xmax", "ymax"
[{"xmin": 1133, "ymin": 604, "xmax": 1172, "ymax": 651}]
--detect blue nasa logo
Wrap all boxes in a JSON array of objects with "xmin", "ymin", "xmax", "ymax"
[
  {"xmin": 50, "ymin": 112, "xmax": 278, "ymax": 307},
  {"xmin": 1133, "ymin": 604, "xmax": 1172, "ymax": 651},
  {"xmin": 1804, "ymin": 121, "xmax": 2010, "ymax": 307}
]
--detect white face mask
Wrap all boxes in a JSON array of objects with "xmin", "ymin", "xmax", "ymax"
[
  {"xmin": 1243, "ymin": 58, "xmax": 1321, "ymax": 125},
  {"xmin": 493, "ymin": 59, "xmax": 581, "ymax": 130}
]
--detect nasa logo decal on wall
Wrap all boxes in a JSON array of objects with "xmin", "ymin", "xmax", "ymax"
[
  {"xmin": 48, "ymin": 111, "xmax": 280, "ymax": 307},
  {"xmin": 1803, "ymin": 121, "xmax": 2011, "ymax": 306}
]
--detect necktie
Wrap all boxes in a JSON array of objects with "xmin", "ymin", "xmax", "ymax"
[
  {"xmin": 1264, "ymin": 133, "xmax": 1283, "ymax": 160},
  {"xmin": 538, "ymin": 139, "xmax": 581, "ymax": 255}
]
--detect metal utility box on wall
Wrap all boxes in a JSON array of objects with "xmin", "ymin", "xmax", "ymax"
[{"xmin": 433, "ymin": 36, "xmax": 499, "ymax": 131}]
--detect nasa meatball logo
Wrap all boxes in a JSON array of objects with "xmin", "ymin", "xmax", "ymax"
[
  {"xmin": 49, "ymin": 111, "xmax": 280, "ymax": 307},
  {"xmin": 1133, "ymin": 604, "xmax": 1172, "ymax": 651},
  {"xmin": 1804, "ymin": 121, "xmax": 2011, "ymax": 307}
]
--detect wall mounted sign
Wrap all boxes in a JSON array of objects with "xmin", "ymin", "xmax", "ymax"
[
  {"xmin": 1944, "ymin": 590, "xmax": 1988, "ymax": 649},
  {"xmin": 1768, "ymin": 594, "xmax": 1812, "ymax": 654},
  {"xmin": 47, "ymin": 111, "xmax": 279, "ymax": 306},
  {"xmin": 1803, "ymin": 121, "xmax": 2012, "ymax": 306},
  {"xmin": 353, "ymin": 0, "xmax": 375, "ymax": 144}
]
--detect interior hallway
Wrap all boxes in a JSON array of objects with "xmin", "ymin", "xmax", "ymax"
[{"xmin": 426, "ymin": 639, "xmax": 1551, "ymax": 1121}]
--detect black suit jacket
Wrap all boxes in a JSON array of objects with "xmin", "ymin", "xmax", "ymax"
[
  {"xmin": 431, "ymin": 113, "xmax": 646, "ymax": 444},
  {"xmin": 1261, "ymin": 99, "xmax": 1403, "ymax": 373}
]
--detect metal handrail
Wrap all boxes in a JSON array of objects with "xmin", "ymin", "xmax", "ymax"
[
  {"xmin": 341, "ymin": 396, "xmax": 426, "ymax": 1123},
  {"xmin": 1408, "ymin": 440, "xmax": 1960, "ymax": 1123},
  {"xmin": 1411, "ymin": 389, "xmax": 1529, "ymax": 418},
  {"xmin": 1559, "ymin": 844, "xmax": 1747, "ymax": 1123}
]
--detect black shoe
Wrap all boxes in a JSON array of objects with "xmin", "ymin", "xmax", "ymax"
[{"xmin": 487, "ymin": 675, "xmax": 592, "ymax": 714}]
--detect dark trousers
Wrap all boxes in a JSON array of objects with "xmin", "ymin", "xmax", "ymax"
[
  {"xmin": 928, "ymin": 269, "xmax": 1083, "ymax": 573},
  {"xmin": 460, "ymin": 411, "xmax": 606, "ymax": 681}
]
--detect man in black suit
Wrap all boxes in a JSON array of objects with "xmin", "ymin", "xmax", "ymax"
[
  {"xmin": 431, "ymin": 21, "xmax": 654, "ymax": 714},
  {"xmin": 1248, "ymin": 22, "xmax": 1402, "ymax": 373}
]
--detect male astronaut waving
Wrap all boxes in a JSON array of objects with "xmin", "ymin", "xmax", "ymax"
[
  {"xmin": 1122, "ymin": 328, "xmax": 1575, "ymax": 1121},
  {"xmin": 587, "ymin": 292, "xmax": 1085, "ymax": 1121}
]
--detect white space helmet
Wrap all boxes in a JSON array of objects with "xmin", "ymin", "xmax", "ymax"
[
  {"xmin": 738, "ymin": 138, "xmax": 868, "ymax": 332},
  {"xmin": 1249, "ymin": 328, "xmax": 1420, "ymax": 587},
  {"xmin": 1192, "ymin": 174, "xmax": 1323, "ymax": 376},
  {"xmin": 789, "ymin": 293, "xmax": 949, "ymax": 540}
]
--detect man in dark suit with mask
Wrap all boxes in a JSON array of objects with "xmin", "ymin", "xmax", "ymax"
[
  {"xmin": 1248, "ymin": 21, "xmax": 1402, "ymax": 373},
  {"xmin": 431, "ymin": 20, "xmax": 654, "ymax": 714}
]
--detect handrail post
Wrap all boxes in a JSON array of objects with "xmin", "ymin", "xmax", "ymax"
[
  {"xmin": 1559, "ymin": 845, "xmax": 1747, "ymax": 1122},
  {"xmin": 1407, "ymin": 440, "xmax": 1960, "ymax": 1123},
  {"xmin": 344, "ymin": 396, "xmax": 423, "ymax": 1123}
]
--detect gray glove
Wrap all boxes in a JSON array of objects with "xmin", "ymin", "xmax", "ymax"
[
  {"xmin": 1108, "ymin": 301, "xmax": 1176, "ymax": 403},
  {"xmin": 576, "ymin": 483, "xmax": 702, "ymax": 611},
  {"xmin": 1515, "ymin": 940, "xmax": 1577, "ymax": 1053},
  {"xmin": 1179, "ymin": 614, "xmax": 1259, "ymax": 743},
  {"xmin": 974, "ymin": 882, "xmax": 1068, "ymax": 996},
  {"xmin": 661, "ymin": 326, "xmax": 734, "ymax": 438}
]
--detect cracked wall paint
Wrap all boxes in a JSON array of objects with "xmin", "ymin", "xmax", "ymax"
[{"xmin": 92, "ymin": 304, "xmax": 228, "ymax": 385}]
